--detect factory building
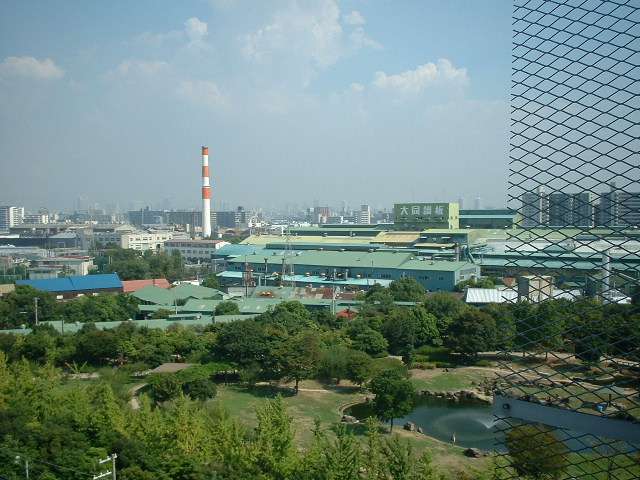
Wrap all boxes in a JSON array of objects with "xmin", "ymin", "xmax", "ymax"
[
  {"xmin": 17, "ymin": 273, "xmax": 123, "ymax": 299},
  {"xmin": 393, "ymin": 203, "xmax": 460, "ymax": 230},
  {"xmin": 224, "ymin": 250, "xmax": 479, "ymax": 291},
  {"xmin": 459, "ymin": 209, "xmax": 517, "ymax": 229}
]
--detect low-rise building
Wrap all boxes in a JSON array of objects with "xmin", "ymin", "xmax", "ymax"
[
  {"xmin": 164, "ymin": 239, "xmax": 229, "ymax": 263},
  {"xmin": 16, "ymin": 273, "xmax": 123, "ymax": 299},
  {"xmin": 120, "ymin": 231, "xmax": 173, "ymax": 251},
  {"xmin": 225, "ymin": 250, "xmax": 479, "ymax": 291}
]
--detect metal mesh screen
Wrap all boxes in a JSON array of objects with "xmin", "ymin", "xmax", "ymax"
[{"xmin": 495, "ymin": 0, "xmax": 640, "ymax": 478}]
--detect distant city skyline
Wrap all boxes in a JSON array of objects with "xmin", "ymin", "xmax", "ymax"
[{"xmin": 1, "ymin": 1, "xmax": 511, "ymax": 211}]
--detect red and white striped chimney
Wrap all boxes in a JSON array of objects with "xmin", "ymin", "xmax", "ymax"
[{"xmin": 201, "ymin": 146, "xmax": 212, "ymax": 238}]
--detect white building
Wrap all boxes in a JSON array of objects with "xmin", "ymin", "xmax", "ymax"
[
  {"xmin": 358, "ymin": 205, "xmax": 371, "ymax": 225},
  {"xmin": 0, "ymin": 206, "xmax": 24, "ymax": 232},
  {"xmin": 164, "ymin": 239, "xmax": 229, "ymax": 263},
  {"xmin": 120, "ymin": 231, "xmax": 173, "ymax": 251},
  {"xmin": 29, "ymin": 255, "xmax": 95, "ymax": 279},
  {"xmin": 23, "ymin": 213, "xmax": 49, "ymax": 224}
]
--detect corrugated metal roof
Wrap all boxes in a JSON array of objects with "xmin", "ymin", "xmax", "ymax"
[
  {"xmin": 16, "ymin": 273, "xmax": 122, "ymax": 292},
  {"xmin": 122, "ymin": 278, "xmax": 171, "ymax": 293},
  {"xmin": 131, "ymin": 285, "xmax": 175, "ymax": 304},
  {"xmin": 170, "ymin": 283, "xmax": 225, "ymax": 300},
  {"xmin": 465, "ymin": 288, "xmax": 518, "ymax": 304},
  {"xmin": 131, "ymin": 284, "xmax": 226, "ymax": 304},
  {"xmin": 242, "ymin": 235, "xmax": 380, "ymax": 246},
  {"xmin": 228, "ymin": 250, "xmax": 476, "ymax": 272},
  {"xmin": 465, "ymin": 287, "xmax": 582, "ymax": 304}
]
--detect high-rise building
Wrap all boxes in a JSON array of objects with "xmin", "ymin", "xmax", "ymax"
[
  {"xmin": 358, "ymin": 204, "xmax": 371, "ymax": 225},
  {"xmin": 548, "ymin": 192, "xmax": 593, "ymax": 227},
  {"xmin": 313, "ymin": 206, "xmax": 330, "ymax": 224},
  {"xmin": 520, "ymin": 187, "xmax": 548, "ymax": 227},
  {"xmin": 215, "ymin": 206, "xmax": 247, "ymax": 229},
  {"xmin": 598, "ymin": 183, "xmax": 640, "ymax": 227},
  {"xmin": 0, "ymin": 206, "xmax": 24, "ymax": 232},
  {"xmin": 474, "ymin": 196, "xmax": 482, "ymax": 210}
]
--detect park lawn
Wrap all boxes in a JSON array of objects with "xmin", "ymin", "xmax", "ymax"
[
  {"xmin": 214, "ymin": 380, "xmax": 366, "ymax": 444},
  {"xmin": 410, "ymin": 367, "xmax": 494, "ymax": 392},
  {"xmin": 214, "ymin": 380, "xmax": 491, "ymax": 477}
]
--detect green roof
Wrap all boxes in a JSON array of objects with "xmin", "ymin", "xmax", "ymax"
[
  {"xmin": 131, "ymin": 284, "xmax": 225, "ymax": 305},
  {"xmin": 131, "ymin": 285, "xmax": 175, "ymax": 305},
  {"xmin": 229, "ymin": 250, "xmax": 476, "ymax": 272},
  {"xmin": 171, "ymin": 283, "xmax": 225, "ymax": 300}
]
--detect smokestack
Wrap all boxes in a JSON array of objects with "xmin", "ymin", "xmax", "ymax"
[{"xmin": 201, "ymin": 146, "xmax": 212, "ymax": 238}]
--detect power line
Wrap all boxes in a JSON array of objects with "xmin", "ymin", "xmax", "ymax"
[{"xmin": 1, "ymin": 448, "xmax": 94, "ymax": 478}]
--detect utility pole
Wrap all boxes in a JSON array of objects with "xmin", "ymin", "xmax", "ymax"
[
  {"xmin": 14, "ymin": 456, "xmax": 29, "ymax": 479},
  {"xmin": 94, "ymin": 453, "xmax": 117, "ymax": 480},
  {"xmin": 34, "ymin": 297, "xmax": 39, "ymax": 326}
]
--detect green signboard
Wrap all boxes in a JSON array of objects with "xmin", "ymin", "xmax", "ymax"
[{"xmin": 393, "ymin": 202, "xmax": 459, "ymax": 229}]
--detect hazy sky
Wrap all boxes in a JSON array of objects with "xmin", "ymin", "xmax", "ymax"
[{"xmin": 0, "ymin": 0, "xmax": 512, "ymax": 212}]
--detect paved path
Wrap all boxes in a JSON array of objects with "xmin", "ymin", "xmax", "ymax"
[{"xmin": 128, "ymin": 383, "xmax": 147, "ymax": 410}]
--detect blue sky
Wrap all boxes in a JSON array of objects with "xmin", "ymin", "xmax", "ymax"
[{"xmin": 0, "ymin": 0, "xmax": 512, "ymax": 212}]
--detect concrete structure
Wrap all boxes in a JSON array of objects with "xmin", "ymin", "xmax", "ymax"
[
  {"xmin": 358, "ymin": 205, "xmax": 371, "ymax": 225},
  {"xmin": 517, "ymin": 275, "xmax": 554, "ymax": 302},
  {"xmin": 0, "ymin": 206, "xmax": 24, "ymax": 232},
  {"xmin": 164, "ymin": 239, "xmax": 229, "ymax": 263},
  {"xmin": 120, "ymin": 231, "xmax": 173, "ymax": 251},
  {"xmin": 548, "ymin": 192, "xmax": 593, "ymax": 227},
  {"xmin": 23, "ymin": 213, "xmax": 49, "ymax": 224},
  {"xmin": 521, "ymin": 187, "xmax": 549, "ymax": 227},
  {"xmin": 599, "ymin": 183, "xmax": 640, "ymax": 227},
  {"xmin": 28, "ymin": 255, "xmax": 94, "ymax": 278},
  {"xmin": 393, "ymin": 203, "xmax": 460, "ymax": 230},
  {"xmin": 201, "ymin": 146, "xmax": 212, "ymax": 237},
  {"xmin": 215, "ymin": 206, "xmax": 247, "ymax": 229}
]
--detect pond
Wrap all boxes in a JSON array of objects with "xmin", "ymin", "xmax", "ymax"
[{"xmin": 347, "ymin": 398, "xmax": 503, "ymax": 450}]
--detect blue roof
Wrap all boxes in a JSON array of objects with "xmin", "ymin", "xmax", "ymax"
[
  {"xmin": 17, "ymin": 273, "xmax": 122, "ymax": 292},
  {"xmin": 214, "ymin": 244, "xmax": 261, "ymax": 257}
]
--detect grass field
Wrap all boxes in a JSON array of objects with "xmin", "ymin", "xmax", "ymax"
[{"xmin": 212, "ymin": 377, "xmax": 492, "ymax": 477}]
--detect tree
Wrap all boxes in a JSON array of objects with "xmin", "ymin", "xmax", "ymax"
[
  {"xmin": 445, "ymin": 309, "xmax": 497, "ymax": 362},
  {"xmin": 183, "ymin": 378, "xmax": 217, "ymax": 401},
  {"xmin": 382, "ymin": 308, "xmax": 418, "ymax": 356},
  {"xmin": 148, "ymin": 374, "xmax": 183, "ymax": 403},
  {"xmin": 215, "ymin": 319, "xmax": 270, "ymax": 366},
  {"xmin": 278, "ymin": 331, "xmax": 321, "ymax": 393},
  {"xmin": 455, "ymin": 277, "xmax": 495, "ymax": 292},
  {"xmin": 410, "ymin": 306, "xmax": 440, "ymax": 347},
  {"xmin": 346, "ymin": 318, "xmax": 388, "ymax": 356},
  {"xmin": 201, "ymin": 274, "xmax": 220, "ymax": 290},
  {"xmin": 318, "ymin": 345, "xmax": 350, "ymax": 384},
  {"xmin": 424, "ymin": 292, "xmax": 467, "ymax": 332},
  {"xmin": 253, "ymin": 396, "xmax": 297, "ymax": 478},
  {"xmin": 369, "ymin": 369, "xmax": 415, "ymax": 432},
  {"xmin": 364, "ymin": 284, "xmax": 395, "ymax": 307},
  {"xmin": 389, "ymin": 278, "xmax": 426, "ymax": 302},
  {"xmin": 215, "ymin": 301, "xmax": 241, "ymax": 316},
  {"xmin": 506, "ymin": 424, "xmax": 568, "ymax": 479},
  {"xmin": 344, "ymin": 349, "xmax": 373, "ymax": 386},
  {"xmin": 151, "ymin": 308, "xmax": 174, "ymax": 319},
  {"xmin": 481, "ymin": 304, "xmax": 516, "ymax": 350}
]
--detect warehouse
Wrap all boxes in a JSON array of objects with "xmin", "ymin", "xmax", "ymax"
[
  {"xmin": 224, "ymin": 250, "xmax": 479, "ymax": 291},
  {"xmin": 16, "ymin": 273, "xmax": 123, "ymax": 299}
]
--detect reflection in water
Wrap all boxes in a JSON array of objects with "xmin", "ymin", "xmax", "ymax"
[{"xmin": 348, "ymin": 398, "xmax": 502, "ymax": 450}]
